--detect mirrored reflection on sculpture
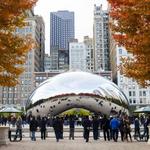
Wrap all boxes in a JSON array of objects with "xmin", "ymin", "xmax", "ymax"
[{"xmin": 26, "ymin": 71, "xmax": 129, "ymax": 116}]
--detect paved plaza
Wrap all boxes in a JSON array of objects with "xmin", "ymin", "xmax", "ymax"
[
  {"xmin": 0, "ymin": 138, "xmax": 150, "ymax": 150},
  {"xmin": 1, "ymin": 125, "xmax": 150, "ymax": 150}
]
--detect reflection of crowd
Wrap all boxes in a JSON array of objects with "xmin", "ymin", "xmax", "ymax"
[
  {"xmin": 0, "ymin": 114, "xmax": 150, "ymax": 142},
  {"xmin": 0, "ymin": 114, "xmax": 27, "ymax": 127}
]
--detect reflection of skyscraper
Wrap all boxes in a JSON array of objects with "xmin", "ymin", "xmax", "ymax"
[
  {"xmin": 93, "ymin": 5, "xmax": 110, "ymax": 72},
  {"xmin": 50, "ymin": 11, "xmax": 75, "ymax": 70}
]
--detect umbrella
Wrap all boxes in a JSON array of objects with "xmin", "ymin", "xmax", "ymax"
[
  {"xmin": 134, "ymin": 106, "xmax": 150, "ymax": 113},
  {"xmin": 0, "ymin": 106, "xmax": 22, "ymax": 113}
]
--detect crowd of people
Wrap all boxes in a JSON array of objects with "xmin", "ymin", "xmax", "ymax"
[{"xmin": 0, "ymin": 114, "xmax": 150, "ymax": 142}]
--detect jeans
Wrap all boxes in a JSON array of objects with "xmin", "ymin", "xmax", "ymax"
[
  {"xmin": 41, "ymin": 130, "xmax": 46, "ymax": 140},
  {"xmin": 93, "ymin": 129, "xmax": 99, "ymax": 140},
  {"xmin": 84, "ymin": 128, "xmax": 90, "ymax": 142},
  {"xmin": 112, "ymin": 129, "xmax": 118, "ymax": 142},
  {"xmin": 54, "ymin": 130, "xmax": 61, "ymax": 142},
  {"xmin": 69, "ymin": 128, "xmax": 74, "ymax": 140},
  {"xmin": 31, "ymin": 131, "xmax": 36, "ymax": 141},
  {"xmin": 15, "ymin": 129, "xmax": 22, "ymax": 140}
]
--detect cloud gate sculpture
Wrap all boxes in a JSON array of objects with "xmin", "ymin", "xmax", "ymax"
[{"xmin": 26, "ymin": 71, "xmax": 129, "ymax": 116}]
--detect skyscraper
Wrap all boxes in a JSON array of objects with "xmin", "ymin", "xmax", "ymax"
[
  {"xmin": 50, "ymin": 10, "xmax": 75, "ymax": 70},
  {"xmin": 50, "ymin": 10, "xmax": 74, "ymax": 50},
  {"xmin": 93, "ymin": 5, "xmax": 110, "ymax": 72},
  {"xmin": 69, "ymin": 42, "xmax": 86, "ymax": 71},
  {"xmin": 83, "ymin": 36, "xmax": 94, "ymax": 72},
  {"xmin": 35, "ymin": 15, "xmax": 45, "ymax": 72}
]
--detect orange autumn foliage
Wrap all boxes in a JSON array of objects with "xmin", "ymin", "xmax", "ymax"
[
  {"xmin": 108, "ymin": 0, "xmax": 150, "ymax": 86},
  {"xmin": 0, "ymin": 0, "xmax": 37, "ymax": 86}
]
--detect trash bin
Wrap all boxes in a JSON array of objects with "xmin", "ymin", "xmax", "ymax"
[{"xmin": 0, "ymin": 126, "xmax": 10, "ymax": 145}]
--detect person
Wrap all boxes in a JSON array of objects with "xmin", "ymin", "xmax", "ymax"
[
  {"xmin": 29, "ymin": 116, "xmax": 38, "ymax": 141},
  {"xmin": 109, "ymin": 116, "xmax": 113, "ymax": 140},
  {"xmin": 82, "ymin": 116, "xmax": 91, "ymax": 142},
  {"xmin": 124, "ymin": 117, "xmax": 132, "ymax": 142},
  {"xmin": 15, "ymin": 116, "xmax": 22, "ymax": 141},
  {"xmin": 119, "ymin": 118, "xmax": 125, "ymax": 142},
  {"xmin": 39, "ymin": 117, "xmax": 47, "ymax": 140},
  {"xmin": 142, "ymin": 116, "xmax": 149, "ymax": 141},
  {"xmin": 53, "ymin": 116, "xmax": 62, "ymax": 142},
  {"xmin": 92, "ymin": 116, "xmax": 99, "ymax": 140},
  {"xmin": 110, "ymin": 116, "xmax": 120, "ymax": 142},
  {"xmin": 69, "ymin": 116, "xmax": 75, "ymax": 140},
  {"xmin": 101, "ymin": 115, "xmax": 110, "ymax": 141},
  {"xmin": 134, "ymin": 117, "xmax": 140, "ymax": 140},
  {"xmin": 59, "ymin": 117, "xmax": 64, "ymax": 139}
]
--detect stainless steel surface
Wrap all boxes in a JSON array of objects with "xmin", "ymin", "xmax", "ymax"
[{"xmin": 26, "ymin": 71, "xmax": 129, "ymax": 116}]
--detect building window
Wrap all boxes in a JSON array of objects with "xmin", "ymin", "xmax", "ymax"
[
  {"xmin": 128, "ymin": 85, "xmax": 131, "ymax": 89},
  {"xmin": 3, "ymin": 87, "xmax": 7, "ymax": 90},
  {"xmin": 133, "ymin": 99, "xmax": 136, "ymax": 104},
  {"xmin": 3, "ymin": 93, "xmax": 7, "ymax": 98},
  {"xmin": 143, "ymin": 91, "xmax": 146, "ymax": 96},
  {"xmin": 143, "ymin": 98, "xmax": 146, "ymax": 103},
  {"xmin": 3, "ymin": 100, "xmax": 6, "ymax": 104},
  {"xmin": 140, "ymin": 98, "xmax": 142, "ymax": 104},
  {"xmin": 133, "ymin": 91, "xmax": 136, "ymax": 96},
  {"xmin": 9, "ymin": 88, "xmax": 12, "ymax": 91},
  {"xmin": 9, "ymin": 93, "xmax": 13, "ymax": 98},
  {"xmin": 139, "ymin": 91, "xmax": 142, "ymax": 96},
  {"xmin": 129, "ymin": 91, "xmax": 132, "ymax": 96},
  {"xmin": 21, "ymin": 94, "xmax": 24, "ymax": 98}
]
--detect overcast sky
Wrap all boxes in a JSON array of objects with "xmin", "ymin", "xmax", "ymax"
[{"xmin": 34, "ymin": 0, "xmax": 108, "ymax": 53}]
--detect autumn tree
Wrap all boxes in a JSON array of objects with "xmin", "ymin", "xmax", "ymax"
[
  {"xmin": 108, "ymin": 0, "xmax": 150, "ymax": 86},
  {"xmin": 0, "ymin": 0, "xmax": 37, "ymax": 86}
]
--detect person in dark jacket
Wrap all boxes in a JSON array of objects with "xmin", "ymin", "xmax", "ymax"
[
  {"xmin": 101, "ymin": 115, "xmax": 110, "ymax": 141},
  {"xmin": 142, "ymin": 117, "xmax": 149, "ymax": 140},
  {"xmin": 39, "ymin": 117, "xmax": 47, "ymax": 140},
  {"xmin": 59, "ymin": 117, "xmax": 64, "ymax": 139},
  {"xmin": 92, "ymin": 116, "xmax": 99, "ymax": 140},
  {"xmin": 53, "ymin": 117, "xmax": 62, "ymax": 142},
  {"xmin": 119, "ymin": 118, "xmax": 125, "ymax": 142},
  {"xmin": 69, "ymin": 116, "xmax": 75, "ymax": 140},
  {"xmin": 134, "ymin": 117, "xmax": 140, "ymax": 139},
  {"xmin": 29, "ymin": 116, "xmax": 38, "ymax": 141},
  {"xmin": 82, "ymin": 116, "xmax": 91, "ymax": 142}
]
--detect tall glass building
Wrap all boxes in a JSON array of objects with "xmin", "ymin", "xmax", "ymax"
[
  {"xmin": 50, "ymin": 11, "xmax": 74, "ymax": 70},
  {"xmin": 50, "ymin": 10, "xmax": 75, "ymax": 51}
]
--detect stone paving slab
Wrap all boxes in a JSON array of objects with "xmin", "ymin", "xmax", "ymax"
[{"xmin": 0, "ymin": 138, "xmax": 150, "ymax": 150}]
